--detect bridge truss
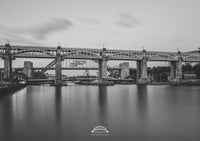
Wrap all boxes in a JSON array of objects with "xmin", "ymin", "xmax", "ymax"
[
  {"xmin": 0, "ymin": 45, "xmax": 200, "ymax": 62},
  {"xmin": 0, "ymin": 44, "xmax": 200, "ymax": 85}
]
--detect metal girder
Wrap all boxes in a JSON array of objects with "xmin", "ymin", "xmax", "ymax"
[{"xmin": 1, "ymin": 45, "xmax": 200, "ymax": 62}]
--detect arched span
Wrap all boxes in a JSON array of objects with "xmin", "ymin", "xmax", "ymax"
[
  {"xmin": 148, "ymin": 53, "xmax": 176, "ymax": 61},
  {"xmin": 15, "ymin": 49, "xmax": 55, "ymax": 57},
  {"xmin": 182, "ymin": 54, "xmax": 200, "ymax": 61},
  {"xmin": 108, "ymin": 52, "xmax": 141, "ymax": 60},
  {"xmin": 63, "ymin": 50, "xmax": 101, "ymax": 58}
]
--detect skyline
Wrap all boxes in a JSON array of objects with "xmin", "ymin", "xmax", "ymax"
[{"xmin": 0, "ymin": 0, "xmax": 200, "ymax": 52}]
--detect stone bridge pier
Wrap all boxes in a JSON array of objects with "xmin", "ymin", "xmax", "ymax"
[
  {"xmin": 136, "ymin": 50, "xmax": 149, "ymax": 84},
  {"xmin": 3, "ymin": 43, "xmax": 15, "ymax": 80},
  {"xmin": 55, "ymin": 46, "xmax": 63, "ymax": 86},
  {"xmin": 169, "ymin": 51, "xmax": 182, "ymax": 83},
  {"xmin": 98, "ymin": 48, "xmax": 108, "ymax": 82}
]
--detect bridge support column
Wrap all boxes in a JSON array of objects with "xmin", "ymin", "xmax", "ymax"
[
  {"xmin": 169, "ymin": 51, "xmax": 182, "ymax": 83},
  {"xmin": 120, "ymin": 62, "xmax": 130, "ymax": 79},
  {"xmin": 23, "ymin": 61, "xmax": 33, "ymax": 78},
  {"xmin": 136, "ymin": 50, "xmax": 149, "ymax": 84},
  {"xmin": 55, "ymin": 46, "xmax": 63, "ymax": 86},
  {"xmin": 98, "ymin": 48, "xmax": 108, "ymax": 82},
  {"xmin": 3, "ymin": 44, "xmax": 14, "ymax": 80}
]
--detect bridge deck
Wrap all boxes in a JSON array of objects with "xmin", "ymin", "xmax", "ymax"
[{"xmin": 0, "ymin": 45, "xmax": 200, "ymax": 62}]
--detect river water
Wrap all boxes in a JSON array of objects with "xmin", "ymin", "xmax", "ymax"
[{"xmin": 0, "ymin": 85, "xmax": 200, "ymax": 141}]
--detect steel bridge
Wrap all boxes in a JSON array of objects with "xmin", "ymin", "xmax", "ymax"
[
  {"xmin": 0, "ymin": 44, "xmax": 200, "ymax": 85},
  {"xmin": 0, "ymin": 45, "xmax": 200, "ymax": 61}
]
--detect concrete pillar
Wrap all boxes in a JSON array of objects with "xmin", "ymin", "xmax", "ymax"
[
  {"xmin": 55, "ymin": 46, "xmax": 62, "ymax": 86},
  {"xmin": 169, "ymin": 51, "xmax": 182, "ymax": 83},
  {"xmin": 98, "ymin": 48, "xmax": 108, "ymax": 82},
  {"xmin": 136, "ymin": 50, "xmax": 149, "ymax": 84},
  {"xmin": 3, "ymin": 44, "xmax": 14, "ymax": 80},
  {"xmin": 120, "ymin": 62, "xmax": 130, "ymax": 79},
  {"xmin": 23, "ymin": 61, "xmax": 33, "ymax": 78}
]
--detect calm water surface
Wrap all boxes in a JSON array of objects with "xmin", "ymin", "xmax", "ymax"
[{"xmin": 0, "ymin": 85, "xmax": 200, "ymax": 141}]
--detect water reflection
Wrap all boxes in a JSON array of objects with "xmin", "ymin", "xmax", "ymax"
[
  {"xmin": 55, "ymin": 87, "xmax": 62, "ymax": 122},
  {"xmin": 25, "ymin": 86, "xmax": 34, "ymax": 119},
  {"xmin": 136, "ymin": 85, "xmax": 148, "ymax": 115},
  {"xmin": 54, "ymin": 87, "xmax": 62, "ymax": 140},
  {"xmin": 1, "ymin": 85, "xmax": 200, "ymax": 141},
  {"xmin": 135, "ymin": 85, "xmax": 149, "ymax": 134},
  {"xmin": 98, "ymin": 86, "xmax": 107, "ymax": 107},
  {"xmin": 97, "ymin": 86, "xmax": 108, "ymax": 126},
  {"xmin": 0, "ymin": 95, "xmax": 14, "ymax": 141}
]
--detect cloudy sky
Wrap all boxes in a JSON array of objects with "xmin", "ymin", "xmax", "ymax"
[{"xmin": 0, "ymin": 0, "xmax": 200, "ymax": 52}]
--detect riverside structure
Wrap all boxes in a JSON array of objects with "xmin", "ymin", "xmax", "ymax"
[{"xmin": 0, "ymin": 43, "xmax": 200, "ymax": 85}]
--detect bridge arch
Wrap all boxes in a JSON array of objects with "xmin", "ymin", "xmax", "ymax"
[
  {"xmin": 148, "ymin": 53, "xmax": 176, "ymax": 61},
  {"xmin": 62, "ymin": 50, "xmax": 101, "ymax": 59},
  {"xmin": 181, "ymin": 54, "xmax": 200, "ymax": 62},
  {"xmin": 107, "ymin": 51, "xmax": 141, "ymax": 60},
  {"xmin": 15, "ymin": 49, "xmax": 55, "ymax": 57}
]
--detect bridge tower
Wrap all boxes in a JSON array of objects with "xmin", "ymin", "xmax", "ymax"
[
  {"xmin": 120, "ymin": 62, "xmax": 130, "ymax": 79},
  {"xmin": 55, "ymin": 45, "xmax": 63, "ymax": 86},
  {"xmin": 136, "ymin": 50, "xmax": 149, "ymax": 84},
  {"xmin": 98, "ymin": 48, "xmax": 108, "ymax": 82},
  {"xmin": 3, "ymin": 43, "xmax": 15, "ymax": 80},
  {"xmin": 23, "ymin": 61, "xmax": 33, "ymax": 78},
  {"xmin": 169, "ymin": 51, "xmax": 182, "ymax": 83}
]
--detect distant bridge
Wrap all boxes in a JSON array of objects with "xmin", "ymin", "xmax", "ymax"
[
  {"xmin": 27, "ymin": 78, "xmax": 134, "ymax": 85},
  {"xmin": 0, "ymin": 67, "xmax": 121, "ymax": 71}
]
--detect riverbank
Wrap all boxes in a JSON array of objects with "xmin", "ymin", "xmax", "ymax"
[{"xmin": 0, "ymin": 84, "xmax": 27, "ymax": 97}]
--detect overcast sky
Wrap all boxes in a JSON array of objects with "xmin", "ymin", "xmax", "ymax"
[{"xmin": 0, "ymin": 0, "xmax": 200, "ymax": 52}]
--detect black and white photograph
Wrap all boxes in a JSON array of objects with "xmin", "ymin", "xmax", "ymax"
[{"xmin": 0, "ymin": 0, "xmax": 200, "ymax": 141}]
